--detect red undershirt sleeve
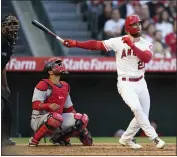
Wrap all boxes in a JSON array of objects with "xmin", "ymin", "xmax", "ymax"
[
  {"xmin": 131, "ymin": 45, "xmax": 152, "ymax": 63},
  {"xmin": 32, "ymin": 101, "xmax": 50, "ymax": 111},
  {"xmin": 76, "ymin": 40, "xmax": 107, "ymax": 51}
]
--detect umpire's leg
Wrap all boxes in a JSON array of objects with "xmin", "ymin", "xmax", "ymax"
[{"xmin": 1, "ymin": 85, "xmax": 15, "ymax": 146}]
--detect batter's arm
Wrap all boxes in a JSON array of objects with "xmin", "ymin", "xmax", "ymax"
[
  {"xmin": 131, "ymin": 45, "xmax": 152, "ymax": 63},
  {"xmin": 62, "ymin": 37, "xmax": 119, "ymax": 52},
  {"xmin": 62, "ymin": 39, "xmax": 107, "ymax": 51},
  {"xmin": 122, "ymin": 36, "xmax": 152, "ymax": 63}
]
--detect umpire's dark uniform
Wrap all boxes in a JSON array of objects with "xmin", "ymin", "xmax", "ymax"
[
  {"xmin": 1, "ymin": 34, "xmax": 15, "ymax": 146},
  {"xmin": 1, "ymin": 15, "xmax": 19, "ymax": 146}
]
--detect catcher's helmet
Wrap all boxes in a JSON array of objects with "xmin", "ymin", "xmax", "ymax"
[
  {"xmin": 2, "ymin": 15, "xmax": 19, "ymax": 42},
  {"xmin": 44, "ymin": 57, "xmax": 68, "ymax": 74},
  {"xmin": 125, "ymin": 14, "xmax": 142, "ymax": 35}
]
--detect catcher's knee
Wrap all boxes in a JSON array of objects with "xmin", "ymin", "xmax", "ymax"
[
  {"xmin": 74, "ymin": 113, "xmax": 89, "ymax": 130},
  {"xmin": 45, "ymin": 112, "xmax": 63, "ymax": 129}
]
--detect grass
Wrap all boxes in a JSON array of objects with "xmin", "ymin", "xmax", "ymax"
[{"xmin": 12, "ymin": 137, "xmax": 176, "ymax": 144}]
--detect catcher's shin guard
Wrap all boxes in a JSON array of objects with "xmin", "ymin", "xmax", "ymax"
[
  {"xmin": 29, "ymin": 112, "xmax": 63, "ymax": 146},
  {"xmin": 50, "ymin": 113, "xmax": 93, "ymax": 146}
]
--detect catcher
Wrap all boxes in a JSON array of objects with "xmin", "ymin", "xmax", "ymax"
[{"xmin": 29, "ymin": 57, "xmax": 93, "ymax": 146}]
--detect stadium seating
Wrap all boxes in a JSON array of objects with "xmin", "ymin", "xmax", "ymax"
[{"xmin": 41, "ymin": 1, "xmax": 100, "ymax": 56}]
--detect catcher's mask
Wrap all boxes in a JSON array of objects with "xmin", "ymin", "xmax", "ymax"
[
  {"xmin": 44, "ymin": 57, "xmax": 68, "ymax": 75},
  {"xmin": 2, "ymin": 15, "xmax": 20, "ymax": 42}
]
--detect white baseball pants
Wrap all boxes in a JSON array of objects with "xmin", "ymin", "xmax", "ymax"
[
  {"xmin": 117, "ymin": 77, "xmax": 158, "ymax": 141},
  {"xmin": 31, "ymin": 113, "xmax": 76, "ymax": 133}
]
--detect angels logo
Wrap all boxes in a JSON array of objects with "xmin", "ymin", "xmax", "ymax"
[{"xmin": 121, "ymin": 48, "xmax": 136, "ymax": 59}]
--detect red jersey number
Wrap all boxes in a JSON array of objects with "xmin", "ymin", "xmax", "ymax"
[{"xmin": 138, "ymin": 61, "xmax": 145, "ymax": 70}]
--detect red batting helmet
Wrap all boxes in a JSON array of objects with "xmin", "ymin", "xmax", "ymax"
[
  {"xmin": 125, "ymin": 14, "xmax": 142, "ymax": 34},
  {"xmin": 44, "ymin": 57, "xmax": 68, "ymax": 74}
]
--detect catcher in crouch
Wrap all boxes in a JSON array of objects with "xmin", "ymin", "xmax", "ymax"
[{"xmin": 29, "ymin": 57, "xmax": 93, "ymax": 146}]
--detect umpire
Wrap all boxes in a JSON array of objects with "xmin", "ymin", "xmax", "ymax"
[{"xmin": 1, "ymin": 15, "xmax": 19, "ymax": 146}]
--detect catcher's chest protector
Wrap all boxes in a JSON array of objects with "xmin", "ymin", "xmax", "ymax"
[{"xmin": 43, "ymin": 79, "xmax": 69, "ymax": 114}]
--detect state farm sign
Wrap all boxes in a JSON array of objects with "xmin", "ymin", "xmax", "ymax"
[
  {"xmin": 145, "ymin": 58, "xmax": 176, "ymax": 71},
  {"xmin": 63, "ymin": 58, "xmax": 116, "ymax": 71},
  {"xmin": 6, "ymin": 57, "xmax": 176, "ymax": 72},
  {"xmin": 6, "ymin": 58, "xmax": 36, "ymax": 71}
]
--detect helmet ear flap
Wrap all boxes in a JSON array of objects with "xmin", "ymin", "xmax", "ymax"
[{"xmin": 43, "ymin": 62, "xmax": 53, "ymax": 72}]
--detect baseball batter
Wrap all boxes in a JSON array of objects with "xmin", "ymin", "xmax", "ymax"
[
  {"xmin": 62, "ymin": 14, "xmax": 165, "ymax": 149},
  {"xmin": 29, "ymin": 57, "xmax": 93, "ymax": 146}
]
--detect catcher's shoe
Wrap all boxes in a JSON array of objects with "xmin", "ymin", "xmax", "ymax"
[
  {"xmin": 49, "ymin": 137, "xmax": 71, "ymax": 146},
  {"xmin": 153, "ymin": 137, "xmax": 165, "ymax": 149},
  {"xmin": 119, "ymin": 138, "xmax": 142, "ymax": 149},
  {"xmin": 28, "ymin": 137, "xmax": 39, "ymax": 147},
  {"xmin": 79, "ymin": 128, "xmax": 93, "ymax": 146}
]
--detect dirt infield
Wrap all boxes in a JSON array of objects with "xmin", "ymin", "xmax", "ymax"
[{"xmin": 2, "ymin": 143, "xmax": 176, "ymax": 156}]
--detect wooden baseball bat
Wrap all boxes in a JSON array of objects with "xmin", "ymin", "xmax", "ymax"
[{"xmin": 32, "ymin": 20, "xmax": 64, "ymax": 43}]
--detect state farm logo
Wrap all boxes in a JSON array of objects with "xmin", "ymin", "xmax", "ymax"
[
  {"xmin": 145, "ymin": 58, "xmax": 176, "ymax": 71},
  {"xmin": 6, "ymin": 58, "xmax": 36, "ymax": 71},
  {"xmin": 63, "ymin": 58, "xmax": 116, "ymax": 71}
]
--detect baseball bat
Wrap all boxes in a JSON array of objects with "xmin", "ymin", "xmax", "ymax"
[{"xmin": 32, "ymin": 20, "xmax": 64, "ymax": 43}]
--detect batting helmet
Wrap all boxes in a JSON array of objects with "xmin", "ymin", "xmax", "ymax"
[
  {"xmin": 44, "ymin": 57, "xmax": 68, "ymax": 74},
  {"xmin": 125, "ymin": 14, "xmax": 142, "ymax": 34},
  {"xmin": 2, "ymin": 15, "xmax": 19, "ymax": 42}
]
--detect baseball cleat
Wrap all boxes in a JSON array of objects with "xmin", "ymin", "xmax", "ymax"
[
  {"xmin": 28, "ymin": 137, "xmax": 39, "ymax": 146},
  {"xmin": 153, "ymin": 137, "xmax": 165, "ymax": 149},
  {"xmin": 119, "ymin": 138, "xmax": 142, "ymax": 149},
  {"xmin": 49, "ymin": 137, "xmax": 71, "ymax": 146},
  {"xmin": 79, "ymin": 128, "xmax": 93, "ymax": 146}
]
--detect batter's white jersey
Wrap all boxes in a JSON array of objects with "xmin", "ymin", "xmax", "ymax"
[{"xmin": 103, "ymin": 35, "xmax": 153, "ymax": 77}]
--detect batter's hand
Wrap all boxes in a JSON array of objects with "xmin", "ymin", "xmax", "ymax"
[
  {"xmin": 63, "ymin": 39, "xmax": 77, "ymax": 48},
  {"xmin": 122, "ymin": 36, "xmax": 134, "ymax": 48},
  {"xmin": 48, "ymin": 103, "xmax": 60, "ymax": 111}
]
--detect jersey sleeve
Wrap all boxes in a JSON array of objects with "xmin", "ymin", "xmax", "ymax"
[
  {"xmin": 102, "ymin": 37, "xmax": 120, "ymax": 52},
  {"xmin": 147, "ymin": 44, "xmax": 153, "ymax": 55},
  {"xmin": 64, "ymin": 94, "xmax": 73, "ymax": 109},
  {"xmin": 140, "ymin": 39, "xmax": 154, "ymax": 55},
  {"xmin": 32, "ymin": 81, "xmax": 51, "ymax": 103}
]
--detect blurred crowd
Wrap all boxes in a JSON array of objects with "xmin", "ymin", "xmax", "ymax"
[{"xmin": 75, "ymin": 0, "xmax": 176, "ymax": 58}]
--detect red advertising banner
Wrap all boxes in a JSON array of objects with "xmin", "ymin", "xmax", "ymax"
[{"xmin": 6, "ymin": 57, "xmax": 176, "ymax": 72}]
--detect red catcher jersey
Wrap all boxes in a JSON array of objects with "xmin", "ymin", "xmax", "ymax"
[{"xmin": 32, "ymin": 79, "xmax": 72, "ymax": 116}]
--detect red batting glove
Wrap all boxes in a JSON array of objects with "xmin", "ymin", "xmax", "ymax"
[
  {"xmin": 122, "ymin": 36, "xmax": 134, "ymax": 48},
  {"xmin": 63, "ymin": 39, "xmax": 77, "ymax": 48}
]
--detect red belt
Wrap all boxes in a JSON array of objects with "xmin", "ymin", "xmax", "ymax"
[{"xmin": 122, "ymin": 75, "xmax": 143, "ymax": 82}]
